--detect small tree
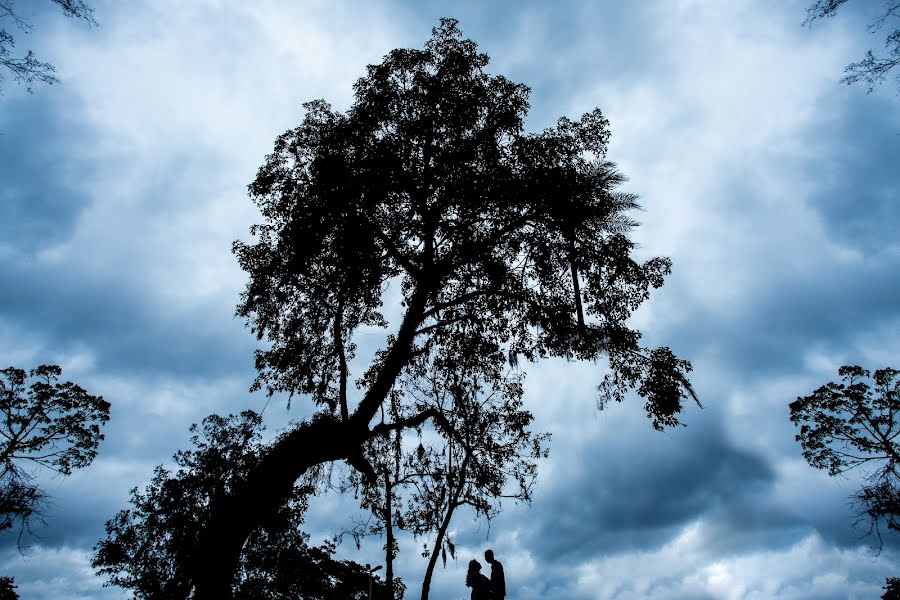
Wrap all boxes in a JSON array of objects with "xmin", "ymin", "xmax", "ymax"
[
  {"xmin": 791, "ymin": 365, "xmax": 900, "ymax": 595},
  {"xmin": 803, "ymin": 0, "xmax": 900, "ymax": 95},
  {"xmin": 93, "ymin": 411, "xmax": 395, "ymax": 600},
  {"xmin": 351, "ymin": 360, "xmax": 546, "ymax": 600},
  {"xmin": 0, "ymin": 364, "xmax": 109, "ymax": 538},
  {"xmin": 352, "ymin": 391, "xmax": 423, "ymax": 600},
  {"xmin": 403, "ymin": 361, "xmax": 547, "ymax": 600},
  {"xmin": 790, "ymin": 365, "xmax": 900, "ymax": 540},
  {"xmin": 0, "ymin": 0, "xmax": 96, "ymax": 93}
]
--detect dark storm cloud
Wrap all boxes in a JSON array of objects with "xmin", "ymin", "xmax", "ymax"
[
  {"xmin": 0, "ymin": 250, "xmax": 255, "ymax": 379},
  {"xmin": 0, "ymin": 92, "xmax": 93, "ymax": 253},
  {"xmin": 650, "ymin": 88, "xmax": 900, "ymax": 380},
  {"xmin": 803, "ymin": 93, "xmax": 900, "ymax": 254},
  {"xmin": 0, "ymin": 88, "xmax": 257, "ymax": 380},
  {"xmin": 0, "ymin": 492, "xmax": 112, "ymax": 551},
  {"xmin": 690, "ymin": 251, "xmax": 900, "ymax": 377},
  {"xmin": 524, "ymin": 413, "xmax": 794, "ymax": 562}
]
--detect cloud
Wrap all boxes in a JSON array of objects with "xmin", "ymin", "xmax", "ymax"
[
  {"xmin": 2, "ymin": 0, "xmax": 900, "ymax": 598},
  {"xmin": 0, "ymin": 545, "xmax": 120, "ymax": 600},
  {"xmin": 568, "ymin": 527, "xmax": 897, "ymax": 600},
  {"xmin": 0, "ymin": 92, "xmax": 94, "ymax": 255}
]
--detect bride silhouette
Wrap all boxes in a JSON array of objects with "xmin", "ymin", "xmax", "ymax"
[{"xmin": 466, "ymin": 559, "xmax": 492, "ymax": 600}]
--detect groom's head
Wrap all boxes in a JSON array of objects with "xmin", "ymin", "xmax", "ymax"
[{"xmin": 484, "ymin": 549, "xmax": 495, "ymax": 563}]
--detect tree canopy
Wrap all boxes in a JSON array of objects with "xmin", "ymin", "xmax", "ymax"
[
  {"xmin": 235, "ymin": 18, "xmax": 694, "ymax": 430},
  {"xmin": 790, "ymin": 365, "xmax": 900, "ymax": 540},
  {"xmin": 0, "ymin": 364, "xmax": 109, "ymax": 538},
  {"xmin": 191, "ymin": 19, "xmax": 696, "ymax": 599}
]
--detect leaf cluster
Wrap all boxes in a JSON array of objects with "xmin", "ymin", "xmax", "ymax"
[
  {"xmin": 0, "ymin": 364, "xmax": 109, "ymax": 536},
  {"xmin": 884, "ymin": 576, "xmax": 900, "ymax": 600},
  {"xmin": 0, "ymin": 576, "xmax": 17, "ymax": 600},
  {"xmin": 234, "ymin": 17, "xmax": 696, "ymax": 429},
  {"xmin": 790, "ymin": 365, "xmax": 900, "ymax": 538}
]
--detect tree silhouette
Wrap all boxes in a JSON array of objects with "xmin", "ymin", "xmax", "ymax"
[
  {"xmin": 191, "ymin": 19, "xmax": 696, "ymax": 598},
  {"xmin": 351, "ymin": 356, "xmax": 546, "ymax": 600},
  {"xmin": 885, "ymin": 577, "xmax": 900, "ymax": 600},
  {"xmin": 93, "ymin": 411, "xmax": 397, "ymax": 599},
  {"xmin": 350, "ymin": 389, "xmax": 422, "ymax": 600},
  {"xmin": 0, "ymin": 0, "xmax": 96, "ymax": 93},
  {"xmin": 790, "ymin": 365, "xmax": 900, "ymax": 543},
  {"xmin": 803, "ymin": 0, "xmax": 900, "ymax": 95},
  {"xmin": 0, "ymin": 576, "xmax": 17, "ymax": 600},
  {"xmin": 403, "ymin": 360, "xmax": 547, "ymax": 600},
  {"xmin": 0, "ymin": 364, "xmax": 109, "ymax": 539}
]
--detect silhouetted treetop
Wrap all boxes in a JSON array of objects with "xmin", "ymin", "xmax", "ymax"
[
  {"xmin": 791, "ymin": 365, "xmax": 900, "ymax": 540},
  {"xmin": 0, "ymin": 364, "xmax": 109, "ymax": 537},
  {"xmin": 193, "ymin": 19, "xmax": 696, "ymax": 599},
  {"xmin": 884, "ymin": 576, "xmax": 900, "ymax": 600},
  {"xmin": 235, "ymin": 18, "xmax": 695, "ymax": 429}
]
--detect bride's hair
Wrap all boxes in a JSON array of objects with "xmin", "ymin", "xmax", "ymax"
[{"xmin": 466, "ymin": 559, "xmax": 482, "ymax": 587}]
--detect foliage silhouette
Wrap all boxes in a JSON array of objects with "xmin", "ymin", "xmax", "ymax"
[
  {"xmin": 347, "ymin": 388, "xmax": 415, "ymax": 600},
  {"xmin": 803, "ymin": 0, "xmax": 900, "ymax": 95},
  {"xmin": 401, "ymin": 360, "xmax": 545, "ymax": 600},
  {"xmin": 191, "ymin": 18, "xmax": 696, "ymax": 599},
  {"xmin": 93, "ymin": 411, "xmax": 398, "ymax": 599},
  {"xmin": 350, "ymin": 357, "xmax": 545, "ymax": 600},
  {"xmin": 790, "ymin": 365, "xmax": 900, "ymax": 545},
  {"xmin": 885, "ymin": 577, "xmax": 900, "ymax": 600},
  {"xmin": 0, "ymin": 576, "xmax": 17, "ymax": 600},
  {"xmin": 0, "ymin": 364, "xmax": 109, "ymax": 540},
  {"xmin": 791, "ymin": 365, "xmax": 900, "ymax": 600},
  {"xmin": 0, "ymin": 0, "xmax": 96, "ymax": 93}
]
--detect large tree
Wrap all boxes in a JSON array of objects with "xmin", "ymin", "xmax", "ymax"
[{"xmin": 192, "ymin": 19, "xmax": 696, "ymax": 599}]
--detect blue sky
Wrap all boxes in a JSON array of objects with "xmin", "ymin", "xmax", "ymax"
[{"xmin": 1, "ymin": 0, "xmax": 899, "ymax": 598}]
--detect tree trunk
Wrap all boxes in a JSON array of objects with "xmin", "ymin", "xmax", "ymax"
[
  {"xmin": 385, "ymin": 473, "xmax": 394, "ymax": 600},
  {"xmin": 420, "ymin": 499, "xmax": 457, "ymax": 600},
  {"xmin": 192, "ymin": 284, "xmax": 432, "ymax": 600},
  {"xmin": 568, "ymin": 238, "xmax": 585, "ymax": 333},
  {"xmin": 421, "ymin": 453, "xmax": 469, "ymax": 600},
  {"xmin": 192, "ymin": 417, "xmax": 352, "ymax": 600}
]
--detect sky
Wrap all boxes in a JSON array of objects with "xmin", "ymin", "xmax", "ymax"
[{"xmin": 1, "ymin": 0, "xmax": 899, "ymax": 598}]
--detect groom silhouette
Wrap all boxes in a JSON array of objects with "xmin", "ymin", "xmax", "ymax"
[{"xmin": 484, "ymin": 549, "xmax": 505, "ymax": 600}]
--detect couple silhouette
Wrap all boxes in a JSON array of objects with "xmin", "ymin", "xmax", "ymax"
[{"xmin": 465, "ymin": 549, "xmax": 505, "ymax": 600}]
